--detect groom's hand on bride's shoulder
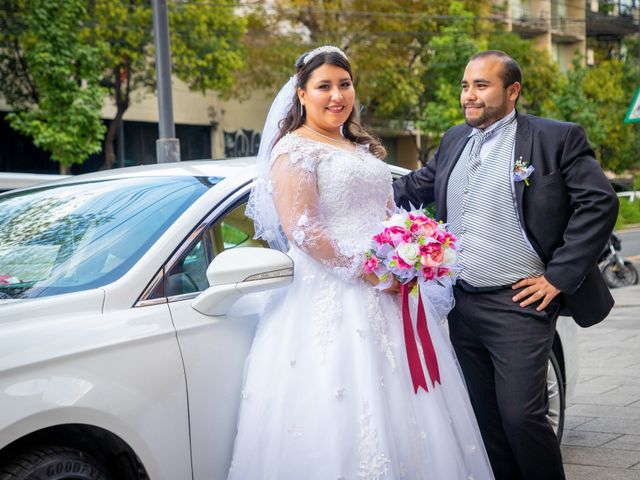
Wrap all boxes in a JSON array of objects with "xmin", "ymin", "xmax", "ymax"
[{"xmin": 511, "ymin": 275, "xmax": 561, "ymax": 311}]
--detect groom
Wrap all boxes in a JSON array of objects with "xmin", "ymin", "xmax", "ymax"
[{"xmin": 393, "ymin": 50, "xmax": 618, "ymax": 480}]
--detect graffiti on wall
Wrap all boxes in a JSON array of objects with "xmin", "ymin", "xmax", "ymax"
[{"xmin": 224, "ymin": 129, "xmax": 261, "ymax": 158}]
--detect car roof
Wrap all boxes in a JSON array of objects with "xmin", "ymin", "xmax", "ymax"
[
  {"xmin": 62, "ymin": 158, "xmax": 257, "ymax": 183},
  {"xmin": 0, "ymin": 172, "xmax": 72, "ymax": 191},
  {"xmin": 2, "ymin": 156, "xmax": 409, "ymax": 192}
]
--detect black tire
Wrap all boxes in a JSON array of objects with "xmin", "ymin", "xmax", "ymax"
[
  {"xmin": 546, "ymin": 350, "xmax": 566, "ymax": 443},
  {"xmin": 602, "ymin": 260, "xmax": 639, "ymax": 288},
  {"xmin": 0, "ymin": 446, "xmax": 110, "ymax": 480}
]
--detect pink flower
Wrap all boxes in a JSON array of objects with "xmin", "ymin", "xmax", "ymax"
[
  {"xmin": 417, "ymin": 223, "xmax": 437, "ymax": 238},
  {"xmin": 420, "ymin": 244, "xmax": 444, "ymax": 267},
  {"xmin": 387, "ymin": 226, "xmax": 412, "ymax": 247},
  {"xmin": 408, "ymin": 212, "xmax": 429, "ymax": 223},
  {"xmin": 392, "ymin": 254, "xmax": 413, "ymax": 270},
  {"xmin": 364, "ymin": 256, "xmax": 380, "ymax": 274},
  {"xmin": 421, "ymin": 267, "xmax": 436, "ymax": 281},
  {"xmin": 437, "ymin": 267, "xmax": 450, "ymax": 278},
  {"xmin": 372, "ymin": 229, "xmax": 392, "ymax": 246}
]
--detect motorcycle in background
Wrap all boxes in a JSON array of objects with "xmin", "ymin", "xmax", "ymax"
[{"xmin": 599, "ymin": 233, "xmax": 639, "ymax": 288}]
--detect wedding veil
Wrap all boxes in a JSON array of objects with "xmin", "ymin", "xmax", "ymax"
[{"xmin": 246, "ymin": 75, "xmax": 297, "ymax": 252}]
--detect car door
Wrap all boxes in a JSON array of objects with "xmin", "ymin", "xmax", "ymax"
[{"xmin": 158, "ymin": 185, "xmax": 269, "ymax": 480}]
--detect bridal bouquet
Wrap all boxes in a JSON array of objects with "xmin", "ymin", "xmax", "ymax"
[
  {"xmin": 364, "ymin": 208, "xmax": 458, "ymax": 394},
  {"xmin": 364, "ymin": 209, "xmax": 458, "ymax": 291}
]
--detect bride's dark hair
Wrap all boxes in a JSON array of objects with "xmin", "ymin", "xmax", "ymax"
[{"xmin": 274, "ymin": 50, "xmax": 386, "ymax": 159}]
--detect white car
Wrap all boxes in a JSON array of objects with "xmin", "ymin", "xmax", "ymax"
[
  {"xmin": 0, "ymin": 172, "xmax": 70, "ymax": 193},
  {"xmin": 0, "ymin": 159, "xmax": 578, "ymax": 480}
]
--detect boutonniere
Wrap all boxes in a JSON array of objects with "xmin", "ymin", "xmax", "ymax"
[{"xmin": 513, "ymin": 156, "xmax": 535, "ymax": 186}]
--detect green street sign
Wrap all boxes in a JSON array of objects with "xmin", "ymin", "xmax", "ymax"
[{"xmin": 625, "ymin": 86, "xmax": 640, "ymax": 123}]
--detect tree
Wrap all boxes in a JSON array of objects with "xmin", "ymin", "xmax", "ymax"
[
  {"xmin": 83, "ymin": 0, "xmax": 246, "ymax": 169},
  {"xmin": 417, "ymin": 14, "xmax": 561, "ymax": 162},
  {"xmin": 416, "ymin": 1, "xmax": 483, "ymax": 161},
  {"xmin": 543, "ymin": 56, "xmax": 640, "ymax": 173},
  {"xmin": 0, "ymin": 0, "xmax": 106, "ymax": 173},
  {"xmin": 0, "ymin": 0, "xmax": 246, "ymax": 172},
  {"xmin": 487, "ymin": 30, "xmax": 559, "ymax": 116},
  {"xmin": 239, "ymin": 0, "xmax": 490, "ymax": 128}
]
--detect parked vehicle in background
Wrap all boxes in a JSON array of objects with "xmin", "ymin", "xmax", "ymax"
[
  {"xmin": 599, "ymin": 232, "xmax": 639, "ymax": 288},
  {"xmin": 0, "ymin": 159, "xmax": 578, "ymax": 479}
]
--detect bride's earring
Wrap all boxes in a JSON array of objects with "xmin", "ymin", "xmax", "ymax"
[{"xmin": 300, "ymin": 103, "xmax": 305, "ymax": 118}]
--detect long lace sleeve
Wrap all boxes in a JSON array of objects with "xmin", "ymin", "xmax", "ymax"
[
  {"xmin": 271, "ymin": 152, "xmax": 365, "ymax": 282},
  {"xmin": 386, "ymin": 188, "xmax": 397, "ymax": 218}
]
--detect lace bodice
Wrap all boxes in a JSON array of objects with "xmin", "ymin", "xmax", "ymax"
[{"xmin": 270, "ymin": 133, "xmax": 394, "ymax": 281}]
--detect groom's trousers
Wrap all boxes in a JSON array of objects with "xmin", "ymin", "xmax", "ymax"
[{"xmin": 448, "ymin": 285, "xmax": 566, "ymax": 480}]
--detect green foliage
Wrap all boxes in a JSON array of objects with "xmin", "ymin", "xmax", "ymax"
[
  {"xmin": 0, "ymin": 0, "xmax": 247, "ymax": 170},
  {"xmin": 487, "ymin": 30, "xmax": 558, "ymax": 115},
  {"xmin": 417, "ymin": 1, "xmax": 482, "ymax": 155},
  {"xmin": 241, "ymin": 1, "xmax": 491, "ymax": 123},
  {"xmin": 0, "ymin": 0, "xmax": 106, "ymax": 168},
  {"xmin": 82, "ymin": 1, "xmax": 247, "ymax": 95},
  {"xmin": 82, "ymin": 0, "xmax": 154, "ymax": 92},
  {"xmin": 615, "ymin": 197, "xmax": 640, "ymax": 230},
  {"xmin": 543, "ymin": 56, "xmax": 640, "ymax": 173},
  {"xmin": 170, "ymin": 2, "xmax": 246, "ymax": 95}
]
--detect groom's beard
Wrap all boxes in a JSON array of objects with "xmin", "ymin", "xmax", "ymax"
[{"xmin": 463, "ymin": 98, "xmax": 510, "ymax": 129}]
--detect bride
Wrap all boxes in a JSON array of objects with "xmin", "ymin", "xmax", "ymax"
[{"xmin": 227, "ymin": 45, "xmax": 494, "ymax": 480}]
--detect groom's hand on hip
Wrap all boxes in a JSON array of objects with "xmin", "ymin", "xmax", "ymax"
[{"xmin": 511, "ymin": 276, "xmax": 561, "ymax": 311}]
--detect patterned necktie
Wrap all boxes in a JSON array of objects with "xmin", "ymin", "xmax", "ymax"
[{"xmin": 466, "ymin": 129, "xmax": 489, "ymax": 181}]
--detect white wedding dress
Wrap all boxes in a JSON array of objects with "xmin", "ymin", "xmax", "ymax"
[{"xmin": 228, "ymin": 133, "xmax": 494, "ymax": 480}]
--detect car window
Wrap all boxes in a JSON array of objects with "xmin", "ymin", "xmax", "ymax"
[
  {"xmin": 211, "ymin": 202, "xmax": 266, "ymax": 254},
  {"xmin": 165, "ymin": 199, "xmax": 268, "ymax": 298},
  {"xmin": 166, "ymin": 238, "xmax": 211, "ymax": 297},
  {"xmin": 0, "ymin": 176, "xmax": 219, "ymax": 300}
]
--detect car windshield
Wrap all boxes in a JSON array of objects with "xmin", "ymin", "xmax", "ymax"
[{"xmin": 0, "ymin": 176, "xmax": 220, "ymax": 300}]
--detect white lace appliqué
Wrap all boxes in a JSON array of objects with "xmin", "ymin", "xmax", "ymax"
[
  {"xmin": 365, "ymin": 289, "xmax": 396, "ymax": 370},
  {"xmin": 270, "ymin": 133, "xmax": 392, "ymax": 284},
  {"xmin": 358, "ymin": 401, "xmax": 391, "ymax": 480},
  {"xmin": 313, "ymin": 273, "xmax": 340, "ymax": 362}
]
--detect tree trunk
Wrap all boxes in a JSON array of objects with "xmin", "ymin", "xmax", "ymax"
[
  {"xmin": 100, "ymin": 64, "xmax": 129, "ymax": 170},
  {"xmin": 101, "ymin": 112, "xmax": 122, "ymax": 170},
  {"xmin": 59, "ymin": 164, "xmax": 69, "ymax": 175}
]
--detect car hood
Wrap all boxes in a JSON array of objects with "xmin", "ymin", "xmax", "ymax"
[
  {"xmin": 0, "ymin": 289, "xmax": 105, "ymax": 372},
  {"xmin": 0, "ymin": 289, "xmax": 105, "ymax": 323}
]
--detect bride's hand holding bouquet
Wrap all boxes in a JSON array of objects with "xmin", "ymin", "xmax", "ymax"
[
  {"xmin": 364, "ymin": 209, "xmax": 458, "ymax": 293},
  {"xmin": 364, "ymin": 208, "xmax": 459, "ymax": 394}
]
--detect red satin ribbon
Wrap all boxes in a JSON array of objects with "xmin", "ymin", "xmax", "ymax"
[{"xmin": 401, "ymin": 283, "xmax": 441, "ymax": 394}]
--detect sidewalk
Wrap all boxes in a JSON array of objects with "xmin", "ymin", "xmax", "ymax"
[{"xmin": 562, "ymin": 284, "xmax": 640, "ymax": 479}]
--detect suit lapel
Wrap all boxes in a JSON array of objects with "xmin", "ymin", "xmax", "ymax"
[
  {"xmin": 513, "ymin": 112, "xmax": 532, "ymax": 231},
  {"xmin": 438, "ymin": 129, "xmax": 471, "ymax": 220}
]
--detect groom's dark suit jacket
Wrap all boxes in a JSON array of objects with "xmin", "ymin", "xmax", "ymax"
[{"xmin": 393, "ymin": 112, "xmax": 619, "ymax": 327}]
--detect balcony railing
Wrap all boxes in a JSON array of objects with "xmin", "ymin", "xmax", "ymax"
[
  {"xmin": 550, "ymin": 16, "xmax": 586, "ymax": 37},
  {"xmin": 510, "ymin": 2, "xmax": 551, "ymax": 32},
  {"xmin": 597, "ymin": 0, "xmax": 639, "ymax": 17},
  {"xmin": 587, "ymin": 0, "xmax": 639, "ymax": 36}
]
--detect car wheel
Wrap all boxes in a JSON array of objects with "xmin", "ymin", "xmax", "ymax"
[
  {"xmin": 546, "ymin": 350, "xmax": 565, "ymax": 442},
  {"xmin": 0, "ymin": 445, "xmax": 110, "ymax": 480}
]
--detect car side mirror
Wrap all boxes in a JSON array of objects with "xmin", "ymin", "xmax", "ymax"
[{"xmin": 191, "ymin": 247, "xmax": 293, "ymax": 316}]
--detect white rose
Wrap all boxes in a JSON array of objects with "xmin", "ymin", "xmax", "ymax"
[
  {"xmin": 383, "ymin": 213, "xmax": 405, "ymax": 228},
  {"xmin": 396, "ymin": 243, "xmax": 420, "ymax": 265},
  {"xmin": 443, "ymin": 247, "xmax": 457, "ymax": 265}
]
